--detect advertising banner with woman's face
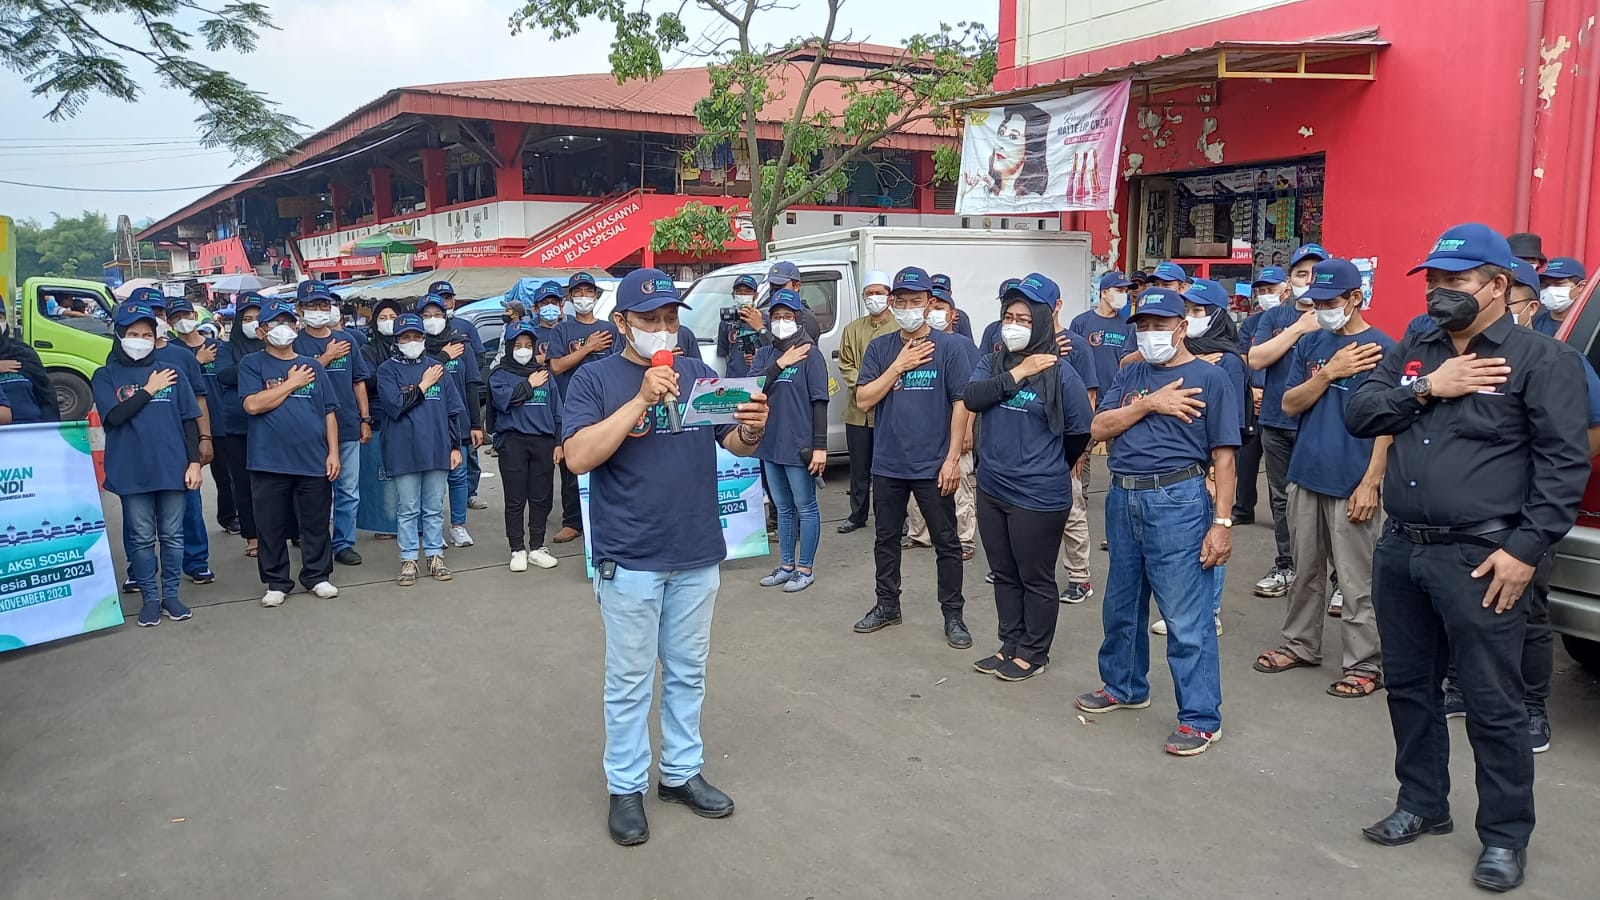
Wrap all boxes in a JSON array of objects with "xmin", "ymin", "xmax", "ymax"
[{"xmin": 956, "ymin": 80, "xmax": 1132, "ymax": 215}]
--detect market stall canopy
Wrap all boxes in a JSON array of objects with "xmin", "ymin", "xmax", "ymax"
[
  {"xmin": 350, "ymin": 231, "xmax": 436, "ymax": 257},
  {"xmin": 336, "ymin": 267, "xmax": 609, "ymax": 301}
]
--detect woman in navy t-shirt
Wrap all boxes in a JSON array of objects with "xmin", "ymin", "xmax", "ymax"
[
  {"xmin": 216, "ymin": 293, "xmax": 266, "ymax": 557},
  {"xmin": 490, "ymin": 322, "xmax": 563, "ymax": 573},
  {"xmin": 92, "ymin": 301, "xmax": 203, "ymax": 627},
  {"xmin": 750, "ymin": 290, "xmax": 830, "ymax": 592}
]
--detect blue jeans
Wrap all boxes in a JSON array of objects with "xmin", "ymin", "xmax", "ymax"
[
  {"xmin": 596, "ymin": 563, "xmax": 720, "ymax": 795},
  {"xmin": 763, "ymin": 460, "xmax": 820, "ymax": 570},
  {"xmin": 1097, "ymin": 476, "xmax": 1222, "ymax": 732},
  {"xmin": 447, "ymin": 451, "xmax": 469, "ymax": 526},
  {"xmin": 122, "ymin": 491, "xmax": 185, "ymax": 604},
  {"xmin": 394, "ymin": 470, "xmax": 448, "ymax": 561},
  {"xmin": 332, "ymin": 440, "xmax": 360, "ymax": 551},
  {"xmin": 467, "ymin": 444, "xmax": 482, "ymax": 496},
  {"xmin": 182, "ymin": 488, "xmax": 209, "ymax": 574}
]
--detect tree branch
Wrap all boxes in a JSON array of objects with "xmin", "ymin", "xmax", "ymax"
[{"xmin": 768, "ymin": 0, "xmax": 840, "ymax": 225}]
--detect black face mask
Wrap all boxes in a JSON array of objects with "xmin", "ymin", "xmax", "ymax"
[{"xmin": 1426, "ymin": 286, "xmax": 1482, "ymax": 333}]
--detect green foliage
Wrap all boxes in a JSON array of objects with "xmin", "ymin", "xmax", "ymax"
[
  {"xmin": 0, "ymin": 1, "xmax": 303, "ymax": 161},
  {"xmin": 13, "ymin": 212, "xmax": 115, "ymax": 280},
  {"xmin": 649, "ymin": 201, "xmax": 736, "ymax": 258}
]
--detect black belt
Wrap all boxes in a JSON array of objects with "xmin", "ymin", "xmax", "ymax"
[
  {"xmin": 1113, "ymin": 462, "xmax": 1206, "ymax": 491},
  {"xmin": 1389, "ymin": 517, "xmax": 1518, "ymax": 548}
]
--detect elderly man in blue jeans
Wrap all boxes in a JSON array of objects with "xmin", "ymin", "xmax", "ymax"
[{"xmin": 562, "ymin": 268, "xmax": 770, "ymax": 846}]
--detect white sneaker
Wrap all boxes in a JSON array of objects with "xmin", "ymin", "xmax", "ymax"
[
  {"xmin": 449, "ymin": 525, "xmax": 474, "ymax": 547},
  {"xmin": 313, "ymin": 581, "xmax": 339, "ymax": 599},
  {"xmin": 528, "ymin": 546, "xmax": 558, "ymax": 569},
  {"xmin": 1150, "ymin": 618, "xmax": 1168, "ymax": 636},
  {"xmin": 261, "ymin": 590, "xmax": 286, "ymax": 608},
  {"xmin": 1328, "ymin": 587, "xmax": 1344, "ymax": 618},
  {"xmin": 509, "ymin": 550, "xmax": 529, "ymax": 572}
]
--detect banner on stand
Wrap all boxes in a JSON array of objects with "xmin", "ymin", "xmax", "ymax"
[
  {"xmin": 957, "ymin": 80, "xmax": 1132, "ymax": 215},
  {"xmin": 0, "ymin": 422, "xmax": 123, "ymax": 652}
]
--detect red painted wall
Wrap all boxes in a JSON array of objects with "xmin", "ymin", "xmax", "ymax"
[{"xmin": 996, "ymin": 0, "xmax": 1600, "ymax": 338}]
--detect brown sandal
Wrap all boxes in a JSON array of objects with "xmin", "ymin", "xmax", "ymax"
[
  {"xmin": 1253, "ymin": 648, "xmax": 1318, "ymax": 674},
  {"xmin": 1328, "ymin": 673, "xmax": 1383, "ymax": 698}
]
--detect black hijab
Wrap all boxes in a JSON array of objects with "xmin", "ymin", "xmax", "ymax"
[
  {"xmin": 0, "ymin": 313, "xmax": 57, "ymax": 419},
  {"xmin": 1184, "ymin": 301, "xmax": 1242, "ymax": 357},
  {"xmin": 229, "ymin": 296, "xmax": 265, "ymax": 356},
  {"xmin": 494, "ymin": 327, "xmax": 542, "ymax": 379},
  {"xmin": 420, "ymin": 301, "xmax": 470, "ymax": 356},
  {"xmin": 362, "ymin": 299, "xmax": 403, "ymax": 369},
  {"xmin": 988, "ymin": 297, "xmax": 1068, "ymax": 436}
]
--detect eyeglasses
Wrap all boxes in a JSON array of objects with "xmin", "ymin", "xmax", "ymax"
[{"xmin": 1000, "ymin": 313, "xmax": 1032, "ymax": 326}]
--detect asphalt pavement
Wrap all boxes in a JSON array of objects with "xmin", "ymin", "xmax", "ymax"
[{"xmin": 3, "ymin": 462, "xmax": 1599, "ymax": 900}]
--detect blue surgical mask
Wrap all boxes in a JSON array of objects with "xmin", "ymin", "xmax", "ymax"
[{"xmin": 538, "ymin": 305, "xmax": 561, "ymax": 323}]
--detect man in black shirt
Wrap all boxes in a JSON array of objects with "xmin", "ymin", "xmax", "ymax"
[{"xmin": 1346, "ymin": 224, "xmax": 1589, "ymax": 893}]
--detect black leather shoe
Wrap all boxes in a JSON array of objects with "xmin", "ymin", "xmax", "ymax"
[
  {"xmin": 836, "ymin": 521, "xmax": 865, "ymax": 534},
  {"xmin": 607, "ymin": 792, "xmax": 649, "ymax": 845},
  {"xmin": 658, "ymin": 775, "xmax": 734, "ymax": 818},
  {"xmin": 945, "ymin": 616, "xmax": 973, "ymax": 649},
  {"xmin": 1361, "ymin": 808, "xmax": 1453, "ymax": 846},
  {"xmin": 854, "ymin": 606, "xmax": 902, "ymax": 633},
  {"xmin": 334, "ymin": 547, "xmax": 363, "ymax": 566},
  {"xmin": 1473, "ymin": 846, "xmax": 1526, "ymax": 892}
]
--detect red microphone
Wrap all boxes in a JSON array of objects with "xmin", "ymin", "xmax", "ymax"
[{"xmin": 651, "ymin": 349, "xmax": 684, "ymax": 433}]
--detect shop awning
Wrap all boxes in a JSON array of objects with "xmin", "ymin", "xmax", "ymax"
[{"xmin": 960, "ymin": 32, "xmax": 1387, "ymax": 106}]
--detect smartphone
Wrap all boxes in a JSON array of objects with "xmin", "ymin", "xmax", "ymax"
[{"xmin": 598, "ymin": 559, "xmax": 617, "ymax": 581}]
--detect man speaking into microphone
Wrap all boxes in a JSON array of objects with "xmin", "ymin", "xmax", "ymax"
[{"xmin": 563, "ymin": 268, "xmax": 770, "ymax": 847}]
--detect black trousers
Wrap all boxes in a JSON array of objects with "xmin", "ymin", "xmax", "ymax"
[
  {"xmin": 1261, "ymin": 425, "xmax": 1297, "ymax": 568},
  {"xmin": 1373, "ymin": 529, "xmax": 1534, "ymax": 848},
  {"xmin": 1445, "ymin": 555, "xmax": 1555, "ymax": 715},
  {"xmin": 251, "ymin": 471, "xmax": 333, "ymax": 592},
  {"xmin": 978, "ymin": 489, "xmax": 1069, "ymax": 665},
  {"xmin": 844, "ymin": 423, "xmax": 875, "ymax": 526},
  {"xmin": 558, "ymin": 460, "xmax": 582, "ymax": 530},
  {"xmin": 210, "ymin": 449, "xmax": 237, "ymax": 525},
  {"xmin": 217, "ymin": 434, "xmax": 256, "ymax": 540},
  {"xmin": 500, "ymin": 431, "xmax": 556, "ymax": 551},
  {"xmin": 1233, "ymin": 427, "xmax": 1262, "ymax": 520},
  {"xmin": 872, "ymin": 475, "xmax": 963, "ymax": 616}
]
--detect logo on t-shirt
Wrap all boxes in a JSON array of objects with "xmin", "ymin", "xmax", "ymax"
[
  {"xmin": 265, "ymin": 377, "xmax": 316, "ymax": 398},
  {"xmin": 1120, "ymin": 389, "xmax": 1150, "ymax": 409},
  {"xmin": 1001, "ymin": 389, "xmax": 1037, "ymax": 411},
  {"xmin": 1089, "ymin": 330, "xmax": 1128, "ymax": 350},
  {"xmin": 422, "ymin": 384, "xmax": 442, "ymax": 400},
  {"xmin": 894, "ymin": 369, "xmax": 937, "ymax": 392},
  {"xmin": 116, "ymin": 383, "xmax": 174, "ymax": 402},
  {"xmin": 1400, "ymin": 359, "xmax": 1423, "ymax": 386}
]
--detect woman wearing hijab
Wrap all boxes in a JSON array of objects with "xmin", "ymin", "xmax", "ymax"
[
  {"xmin": 749, "ymin": 289, "xmax": 830, "ymax": 592},
  {"xmin": 357, "ymin": 299, "xmax": 403, "ymax": 540},
  {"xmin": 376, "ymin": 313, "xmax": 468, "ymax": 586},
  {"xmin": 962, "ymin": 274, "xmax": 1095, "ymax": 681},
  {"xmin": 490, "ymin": 322, "xmax": 562, "ymax": 572},
  {"xmin": 0, "ymin": 303, "xmax": 60, "ymax": 424},
  {"xmin": 418, "ymin": 293, "xmax": 484, "ymax": 549},
  {"xmin": 92, "ymin": 300, "xmax": 203, "ymax": 627},
  {"xmin": 215, "ymin": 292, "xmax": 265, "ymax": 557}
]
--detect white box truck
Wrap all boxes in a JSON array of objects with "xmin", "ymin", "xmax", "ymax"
[{"xmin": 680, "ymin": 227, "xmax": 1095, "ymax": 453}]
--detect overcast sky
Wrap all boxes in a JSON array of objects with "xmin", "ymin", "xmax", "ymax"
[{"xmin": 2, "ymin": 0, "xmax": 993, "ymax": 226}]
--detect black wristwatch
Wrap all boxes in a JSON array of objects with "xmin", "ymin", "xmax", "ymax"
[
  {"xmin": 361, "ymin": 416, "xmax": 375, "ymax": 425},
  {"xmin": 1410, "ymin": 376, "xmax": 1432, "ymax": 399}
]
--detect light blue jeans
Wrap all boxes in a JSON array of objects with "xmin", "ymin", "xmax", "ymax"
[
  {"xmin": 182, "ymin": 487, "xmax": 209, "ymax": 575},
  {"xmin": 763, "ymin": 460, "xmax": 820, "ymax": 571},
  {"xmin": 596, "ymin": 563, "xmax": 720, "ymax": 795},
  {"xmin": 393, "ymin": 470, "xmax": 448, "ymax": 561},
  {"xmin": 122, "ymin": 490, "xmax": 186, "ymax": 604},
  {"xmin": 332, "ymin": 440, "xmax": 360, "ymax": 552},
  {"xmin": 447, "ymin": 451, "xmax": 470, "ymax": 526}
]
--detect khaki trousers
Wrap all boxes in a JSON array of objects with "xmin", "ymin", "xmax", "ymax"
[{"xmin": 1282, "ymin": 484, "xmax": 1383, "ymax": 677}]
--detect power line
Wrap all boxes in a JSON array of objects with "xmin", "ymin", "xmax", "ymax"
[{"xmin": 0, "ymin": 149, "xmax": 235, "ymax": 173}]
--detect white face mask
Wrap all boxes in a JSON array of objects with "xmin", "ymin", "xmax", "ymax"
[
  {"xmin": 120, "ymin": 336, "xmax": 155, "ymax": 360},
  {"xmin": 422, "ymin": 316, "xmax": 447, "ymax": 336},
  {"xmin": 770, "ymin": 319, "xmax": 800, "ymax": 341},
  {"xmin": 512, "ymin": 347, "xmax": 535, "ymax": 365},
  {"xmin": 1106, "ymin": 290, "xmax": 1129, "ymax": 310},
  {"xmin": 1540, "ymin": 285, "xmax": 1574, "ymax": 312},
  {"xmin": 1137, "ymin": 329, "xmax": 1178, "ymax": 364},
  {"xmin": 398, "ymin": 340, "xmax": 426, "ymax": 360},
  {"xmin": 1000, "ymin": 323, "xmax": 1031, "ymax": 352},
  {"xmin": 302, "ymin": 310, "xmax": 334, "ymax": 329},
  {"xmin": 1290, "ymin": 284, "xmax": 1310, "ymax": 301},
  {"xmin": 155, "ymin": 319, "xmax": 171, "ymax": 338},
  {"xmin": 1316, "ymin": 304, "xmax": 1352, "ymax": 332},
  {"xmin": 628, "ymin": 327, "xmax": 678, "ymax": 359},
  {"xmin": 893, "ymin": 307, "xmax": 925, "ymax": 332},
  {"xmin": 377, "ymin": 319, "xmax": 396, "ymax": 336},
  {"xmin": 172, "ymin": 318, "xmax": 199, "ymax": 335},
  {"xmin": 864, "ymin": 293, "xmax": 890, "ymax": 315},
  {"xmin": 1186, "ymin": 313, "xmax": 1213, "ymax": 335},
  {"xmin": 1256, "ymin": 292, "xmax": 1282, "ymax": 311},
  {"xmin": 735, "ymin": 293, "xmax": 756, "ymax": 308},
  {"xmin": 354, "ymin": 317, "xmax": 368, "ymax": 327},
  {"xmin": 926, "ymin": 309, "xmax": 950, "ymax": 331},
  {"xmin": 241, "ymin": 320, "xmax": 260, "ymax": 339},
  {"xmin": 266, "ymin": 324, "xmax": 298, "ymax": 348},
  {"xmin": 573, "ymin": 298, "xmax": 597, "ymax": 315}
]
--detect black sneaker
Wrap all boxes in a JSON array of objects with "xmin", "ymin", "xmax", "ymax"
[
  {"xmin": 1059, "ymin": 582, "xmax": 1093, "ymax": 604},
  {"xmin": 1529, "ymin": 712, "xmax": 1551, "ymax": 754},
  {"xmin": 334, "ymin": 547, "xmax": 363, "ymax": 566},
  {"xmin": 944, "ymin": 616, "xmax": 972, "ymax": 649},
  {"xmin": 220, "ymin": 519, "xmax": 242, "ymax": 534},
  {"xmin": 973, "ymin": 653, "xmax": 1007, "ymax": 674},
  {"xmin": 994, "ymin": 658, "xmax": 1043, "ymax": 682},
  {"xmin": 1443, "ymin": 686, "xmax": 1466, "ymax": 720},
  {"xmin": 853, "ymin": 606, "xmax": 902, "ymax": 633},
  {"xmin": 122, "ymin": 577, "xmax": 140, "ymax": 594}
]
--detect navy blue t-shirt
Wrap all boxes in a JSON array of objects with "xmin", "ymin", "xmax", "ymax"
[
  {"xmin": 489, "ymin": 368, "xmax": 561, "ymax": 438},
  {"xmin": 980, "ymin": 321, "xmax": 1099, "ymax": 391},
  {"xmin": 751, "ymin": 344, "xmax": 829, "ymax": 465},
  {"xmin": 376, "ymin": 357, "xmax": 468, "ymax": 475},
  {"xmin": 1070, "ymin": 309, "xmax": 1135, "ymax": 390},
  {"xmin": 969, "ymin": 352, "xmax": 1095, "ymax": 512},
  {"xmin": 1284, "ymin": 327, "xmax": 1399, "ymax": 497},
  {"xmin": 175, "ymin": 337, "xmax": 223, "ymax": 406},
  {"xmin": 1530, "ymin": 310, "xmax": 1561, "ymax": 337},
  {"xmin": 859, "ymin": 329, "xmax": 975, "ymax": 479},
  {"xmin": 550, "ymin": 318, "xmax": 622, "ymax": 395},
  {"xmin": 562, "ymin": 353, "xmax": 737, "ymax": 572},
  {"xmin": 238, "ymin": 352, "xmax": 338, "ymax": 477},
  {"xmin": 532, "ymin": 322, "xmax": 562, "ymax": 365},
  {"xmin": 1102, "ymin": 359, "xmax": 1242, "ymax": 477},
  {"xmin": 0, "ymin": 370, "xmax": 47, "ymax": 423},
  {"xmin": 91, "ymin": 358, "xmax": 200, "ymax": 495},
  {"xmin": 430, "ymin": 336, "xmax": 482, "ymax": 439},
  {"xmin": 678, "ymin": 326, "xmax": 701, "ymax": 359},
  {"xmin": 1583, "ymin": 356, "xmax": 1600, "ymax": 427},
  {"xmin": 1251, "ymin": 304, "xmax": 1312, "ymax": 430},
  {"xmin": 155, "ymin": 341, "xmax": 206, "ymax": 398},
  {"xmin": 295, "ymin": 329, "xmax": 371, "ymax": 443},
  {"xmin": 1215, "ymin": 351, "xmax": 1250, "ymax": 440},
  {"xmin": 217, "ymin": 340, "xmax": 256, "ymax": 436}
]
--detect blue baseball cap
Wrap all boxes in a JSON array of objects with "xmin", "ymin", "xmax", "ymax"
[
  {"xmin": 567, "ymin": 272, "xmax": 597, "ymax": 290},
  {"xmin": 615, "ymin": 268, "xmax": 688, "ymax": 314},
  {"xmin": 417, "ymin": 293, "xmax": 448, "ymax": 314},
  {"xmin": 261, "ymin": 300, "xmax": 298, "ymax": 323},
  {"xmin": 1185, "ymin": 279, "xmax": 1229, "ymax": 309},
  {"xmin": 733, "ymin": 274, "xmax": 761, "ymax": 292},
  {"xmin": 1253, "ymin": 266, "xmax": 1288, "ymax": 286},
  {"xmin": 1543, "ymin": 256, "xmax": 1587, "ymax": 281},
  {"xmin": 1126, "ymin": 287, "xmax": 1186, "ymax": 322},
  {"xmin": 1509, "ymin": 259, "xmax": 1542, "ymax": 295},
  {"xmin": 1151, "ymin": 261, "xmax": 1191, "ymax": 284},
  {"xmin": 237, "ymin": 292, "xmax": 266, "ymax": 311},
  {"xmin": 1408, "ymin": 223, "xmax": 1517, "ymax": 274},
  {"xmin": 1304, "ymin": 258, "xmax": 1363, "ymax": 301},
  {"xmin": 1098, "ymin": 271, "xmax": 1134, "ymax": 291},
  {"xmin": 301, "ymin": 289, "xmax": 336, "ymax": 305},
  {"xmin": 126, "ymin": 287, "xmax": 164, "ymax": 308},
  {"xmin": 507, "ymin": 321, "xmax": 539, "ymax": 341},
  {"xmin": 931, "ymin": 273, "xmax": 953, "ymax": 292},
  {"xmin": 931, "ymin": 286, "xmax": 955, "ymax": 305},
  {"xmin": 1006, "ymin": 272, "xmax": 1060, "ymax": 306},
  {"xmin": 166, "ymin": 296, "xmax": 196, "ymax": 315},
  {"xmin": 997, "ymin": 277, "xmax": 1023, "ymax": 298},
  {"xmin": 428, "ymin": 280, "xmax": 456, "ymax": 296},
  {"xmin": 1289, "ymin": 243, "xmax": 1331, "ymax": 267},
  {"xmin": 892, "ymin": 266, "xmax": 932, "ymax": 293},
  {"xmin": 766, "ymin": 260, "xmax": 801, "ymax": 285},
  {"xmin": 393, "ymin": 313, "xmax": 425, "ymax": 337},
  {"xmin": 769, "ymin": 288, "xmax": 806, "ymax": 312},
  {"xmin": 297, "ymin": 280, "xmax": 331, "ymax": 299},
  {"xmin": 536, "ymin": 280, "xmax": 565, "ymax": 303},
  {"xmin": 113, "ymin": 301, "xmax": 158, "ymax": 329}
]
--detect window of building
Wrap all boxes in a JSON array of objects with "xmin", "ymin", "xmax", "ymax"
[{"xmin": 1132, "ymin": 155, "xmax": 1325, "ymax": 274}]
